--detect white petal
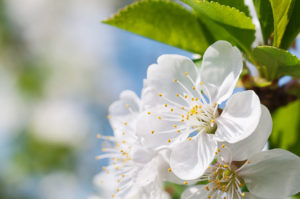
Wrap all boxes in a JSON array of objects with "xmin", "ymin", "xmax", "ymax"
[
  {"xmin": 215, "ymin": 90, "xmax": 261, "ymax": 143},
  {"xmin": 221, "ymin": 105, "xmax": 272, "ymax": 161},
  {"xmin": 239, "ymin": 149, "xmax": 300, "ymax": 198},
  {"xmin": 109, "ymin": 90, "xmax": 141, "ymax": 117},
  {"xmin": 181, "ymin": 185, "xmax": 211, "ymax": 199},
  {"xmin": 200, "ymin": 40, "xmax": 243, "ymax": 103},
  {"xmin": 136, "ymin": 109, "xmax": 183, "ymax": 148},
  {"xmin": 109, "ymin": 90, "xmax": 141, "ymax": 137},
  {"xmin": 243, "ymin": 193, "xmax": 283, "ymax": 199},
  {"xmin": 143, "ymin": 54, "xmax": 199, "ymax": 108},
  {"xmin": 170, "ymin": 133, "xmax": 217, "ymax": 180}
]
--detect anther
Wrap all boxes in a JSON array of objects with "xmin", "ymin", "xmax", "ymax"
[
  {"xmin": 159, "ymin": 93, "xmax": 163, "ymax": 97},
  {"xmin": 151, "ymin": 130, "xmax": 155, "ymax": 134},
  {"xmin": 168, "ymin": 168, "xmax": 172, "ymax": 172},
  {"xmin": 168, "ymin": 139, "xmax": 171, "ymax": 143},
  {"xmin": 184, "ymin": 181, "xmax": 188, "ymax": 185}
]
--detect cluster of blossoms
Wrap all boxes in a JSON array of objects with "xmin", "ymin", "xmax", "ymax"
[{"xmin": 95, "ymin": 41, "xmax": 300, "ymax": 199}]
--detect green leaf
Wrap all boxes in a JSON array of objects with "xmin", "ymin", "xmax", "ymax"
[
  {"xmin": 207, "ymin": 0, "xmax": 250, "ymax": 16},
  {"xmin": 270, "ymin": 0, "xmax": 295, "ymax": 47},
  {"xmin": 253, "ymin": 0, "xmax": 274, "ymax": 44},
  {"xmin": 103, "ymin": 0, "xmax": 211, "ymax": 54},
  {"xmin": 253, "ymin": 46, "xmax": 300, "ymax": 80},
  {"xmin": 270, "ymin": 100, "xmax": 300, "ymax": 156},
  {"xmin": 181, "ymin": 0, "xmax": 255, "ymax": 53},
  {"xmin": 280, "ymin": 0, "xmax": 300, "ymax": 49}
]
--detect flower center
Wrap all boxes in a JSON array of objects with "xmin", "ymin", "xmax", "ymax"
[
  {"xmin": 204, "ymin": 162, "xmax": 246, "ymax": 199},
  {"xmin": 187, "ymin": 103, "xmax": 218, "ymax": 134}
]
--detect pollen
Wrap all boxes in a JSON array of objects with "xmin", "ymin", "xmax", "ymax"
[
  {"xmin": 158, "ymin": 93, "xmax": 163, "ymax": 97},
  {"xmin": 164, "ymin": 104, "xmax": 168, "ymax": 107},
  {"xmin": 147, "ymin": 112, "xmax": 151, "ymax": 115},
  {"xmin": 107, "ymin": 115, "xmax": 111, "ymax": 119},
  {"xmin": 125, "ymin": 104, "xmax": 129, "ymax": 108},
  {"xmin": 184, "ymin": 72, "xmax": 188, "ymax": 76},
  {"xmin": 177, "ymin": 130, "xmax": 181, "ymax": 133},
  {"xmin": 124, "ymin": 122, "xmax": 127, "ymax": 126},
  {"xmin": 168, "ymin": 168, "xmax": 172, "ymax": 172},
  {"xmin": 184, "ymin": 181, "xmax": 188, "ymax": 185},
  {"xmin": 158, "ymin": 116, "xmax": 162, "ymax": 120},
  {"xmin": 168, "ymin": 139, "xmax": 171, "ymax": 143},
  {"xmin": 96, "ymin": 134, "xmax": 101, "ymax": 139},
  {"xmin": 173, "ymin": 124, "xmax": 177, "ymax": 128},
  {"xmin": 188, "ymin": 137, "xmax": 192, "ymax": 141},
  {"xmin": 174, "ymin": 79, "xmax": 178, "ymax": 82},
  {"xmin": 151, "ymin": 130, "xmax": 155, "ymax": 134},
  {"xmin": 171, "ymin": 108, "xmax": 174, "ymax": 112},
  {"xmin": 116, "ymin": 188, "xmax": 120, "ymax": 192},
  {"xmin": 176, "ymin": 93, "xmax": 179, "ymax": 97}
]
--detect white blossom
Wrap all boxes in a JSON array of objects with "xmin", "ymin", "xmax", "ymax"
[
  {"xmin": 137, "ymin": 41, "xmax": 262, "ymax": 180},
  {"xmin": 181, "ymin": 105, "xmax": 300, "ymax": 199},
  {"xmin": 96, "ymin": 90, "xmax": 177, "ymax": 199}
]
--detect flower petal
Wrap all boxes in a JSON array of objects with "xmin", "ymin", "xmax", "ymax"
[
  {"xmin": 215, "ymin": 90, "xmax": 261, "ymax": 143},
  {"xmin": 238, "ymin": 149, "xmax": 300, "ymax": 198},
  {"xmin": 221, "ymin": 105, "xmax": 272, "ymax": 161},
  {"xmin": 136, "ymin": 109, "xmax": 184, "ymax": 148},
  {"xmin": 109, "ymin": 90, "xmax": 141, "ymax": 131},
  {"xmin": 200, "ymin": 40, "xmax": 243, "ymax": 103},
  {"xmin": 170, "ymin": 133, "xmax": 217, "ymax": 180},
  {"xmin": 143, "ymin": 54, "xmax": 199, "ymax": 108},
  {"xmin": 181, "ymin": 185, "xmax": 210, "ymax": 199}
]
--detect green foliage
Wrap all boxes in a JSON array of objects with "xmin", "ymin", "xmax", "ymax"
[
  {"xmin": 270, "ymin": 100, "xmax": 300, "ymax": 156},
  {"xmin": 207, "ymin": 0, "xmax": 250, "ymax": 16},
  {"xmin": 269, "ymin": 0, "xmax": 295, "ymax": 47},
  {"xmin": 253, "ymin": 0, "xmax": 274, "ymax": 44},
  {"xmin": 253, "ymin": 46, "xmax": 300, "ymax": 80},
  {"xmin": 181, "ymin": 0, "xmax": 255, "ymax": 53},
  {"xmin": 164, "ymin": 182, "xmax": 186, "ymax": 199},
  {"xmin": 13, "ymin": 132, "xmax": 76, "ymax": 174},
  {"xmin": 103, "ymin": 0, "xmax": 211, "ymax": 54},
  {"xmin": 280, "ymin": 0, "xmax": 300, "ymax": 49}
]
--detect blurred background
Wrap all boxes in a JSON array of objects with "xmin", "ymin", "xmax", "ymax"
[{"xmin": 0, "ymin": 0, "xmax": 191, "ymax": 198}]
